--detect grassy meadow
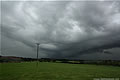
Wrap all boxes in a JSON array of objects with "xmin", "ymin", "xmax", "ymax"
[{"xmin": 0, "ymin": 62, "xmax": 120, "ymax": 80}]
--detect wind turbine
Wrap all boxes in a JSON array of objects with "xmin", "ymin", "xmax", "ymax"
[{"xmin": 35, "ymin": 43, "xmax": 40, "ymax": 66}]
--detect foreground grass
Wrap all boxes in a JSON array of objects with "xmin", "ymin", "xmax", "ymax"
[{"xmin": 0, "ymin": 62, "xmax": 120, "ymax": 80}]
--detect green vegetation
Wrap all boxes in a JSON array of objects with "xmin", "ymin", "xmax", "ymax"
[{"xmin": 0, "ymin": 62, "xmax": 120, "ymax": 80}]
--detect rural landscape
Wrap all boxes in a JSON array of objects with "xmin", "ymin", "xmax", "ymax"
[
  {"xmin": 0, "ymin": 56, "xmax": 120, "ymax": 80},
  {"xmin": 1, "ymin": 0, "xmax": 120, "ymax": 80}
]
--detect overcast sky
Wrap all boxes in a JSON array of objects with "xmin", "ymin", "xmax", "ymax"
[{"xmin": 1, "ymin": 0, "xmax": 120, "ymax": 60}]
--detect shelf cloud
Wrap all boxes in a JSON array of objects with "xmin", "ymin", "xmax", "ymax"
[{"xmin": 1, "ymin": 1, "xmax": 120, "ymax": 60}]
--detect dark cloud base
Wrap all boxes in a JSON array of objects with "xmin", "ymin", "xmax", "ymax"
[{"xmin": 1, "ymin": 1, "xmax": 120, "ymax": 60}]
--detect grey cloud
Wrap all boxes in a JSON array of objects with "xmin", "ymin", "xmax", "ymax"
[{"xmin": 1, "ymin": 1, "xmax": 120, "ymax": 59}]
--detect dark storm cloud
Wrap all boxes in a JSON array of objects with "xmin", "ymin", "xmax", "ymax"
[{"xmin": 1, "ymin": 1, "xmax": 120, "ymax": 59}]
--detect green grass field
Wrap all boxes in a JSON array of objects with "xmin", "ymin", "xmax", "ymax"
[{"xmin": 0, "ymin": 62, "xmax": 120, "ymax": 80}]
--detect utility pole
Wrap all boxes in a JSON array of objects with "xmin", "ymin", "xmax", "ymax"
[{"xmin": 36, "ymin": 43, "xmax": 40, "ymax": 67}]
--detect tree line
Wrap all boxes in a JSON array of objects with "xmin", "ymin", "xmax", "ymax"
[{"xmin": 0, "ymin": 56, "xmax": 120, "ymax": 66}]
